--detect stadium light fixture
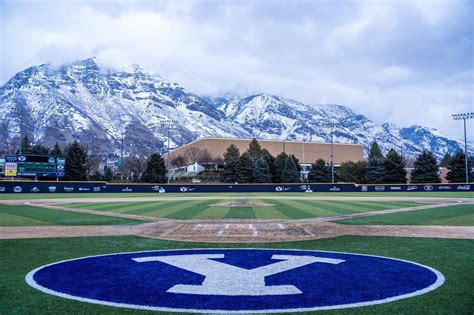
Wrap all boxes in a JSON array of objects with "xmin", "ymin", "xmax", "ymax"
[
  {"xmin": 451, "ymin": 112, "xmax": 474, "ymax": 183},
  {"xmin": 160, "ymin": 119, "xmax": 176, "ymax": 184}
]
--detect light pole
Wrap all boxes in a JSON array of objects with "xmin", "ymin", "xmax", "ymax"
[
  {"xmin": 120, "ymin": 131, "xmax": 124, "ymax": 180},
  {"xmin": 330, "ymin": 123, "xmax": 335, "ymax": 184},
  {"xmin": 160, "ymin": 119, "xmax": 175, "ymax": 184},
  {"xmin": 452, "ymin": 112, "xmax": 473, "ymax": 183}
]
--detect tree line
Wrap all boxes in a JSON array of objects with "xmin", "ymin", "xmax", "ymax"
[{"xmin": 7, "ymin": 136, "xmax": 472, "ymax": 183}]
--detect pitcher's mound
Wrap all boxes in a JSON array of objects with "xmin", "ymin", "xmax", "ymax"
[{"xmin": 211, "ymin": 200, "xmax": 275, "ymax": 207}]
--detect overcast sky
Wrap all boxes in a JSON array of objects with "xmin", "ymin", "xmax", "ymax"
[{"xmin": 1, "ymin": 0, "xmax": 473, "ymax": 139}]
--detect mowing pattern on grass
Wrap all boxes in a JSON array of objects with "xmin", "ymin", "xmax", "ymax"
[
  {"xmin": 63, "ymin": 200, "xmax": 420, "ymax": 220},
  {"xmin": 335, "ymin": 204, "xmax": 474, "ymax": 226},
  {"xmin": 0, "ymin": 205, "xmax": 142, "ymax": 226}
]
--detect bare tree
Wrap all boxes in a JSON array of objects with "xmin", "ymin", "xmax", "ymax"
[
  {"xmin": 125, "ymin": 155, "xmax": 147, "ymax": 181},
  {"xmin": 197, "ymin": 149, "xmax": 213, "ymax": 164},
  {"xmin": 172, "ymin": 155, "xmax": 187, "ymax": 167},
  {"xmin": 85, "ymin": 145, "xmax": 105, "ymax": 179},
  {"xmin": 184, "ymin": 147, "xmax": 203, "ymax": 164}
]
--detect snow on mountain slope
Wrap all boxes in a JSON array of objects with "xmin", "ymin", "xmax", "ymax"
[{"xmin": 0, "ymin": 58, "xmax": 467, "ymax": 159}]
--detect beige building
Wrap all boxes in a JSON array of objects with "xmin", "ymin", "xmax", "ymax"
[{"xmin": 166, "ymin": 137, "xmax": 364, "ymax": 166}]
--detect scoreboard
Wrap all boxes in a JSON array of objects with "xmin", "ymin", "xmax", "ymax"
[{"xmin": 5, "ymin": 155, "xmax": 66, "ymax": 177}]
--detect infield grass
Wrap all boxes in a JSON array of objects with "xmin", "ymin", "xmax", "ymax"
[
  {"xmin": 335, "ymin": 204, "xmax": 474, "ymax": 226},
  {"xmin": 61, "ymin": 200, "xmax": 420, "ymax": 220},
  {"xmin": 0, "ymin": 204, "xmax": 144, "ymax": 226},
  {"xmin": 0, "ymin": 235, "xmax": 472, "ymax": 314}
]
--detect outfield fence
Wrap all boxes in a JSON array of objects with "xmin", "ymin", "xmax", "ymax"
[{"xmin": 0, "ymin": 181, "xmax": 472, "ymax": 194}]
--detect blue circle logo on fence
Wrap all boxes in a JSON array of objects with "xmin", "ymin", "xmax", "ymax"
[{"xmin": 26, "ymin": 249, "xmax": 444, "ymax": 313}]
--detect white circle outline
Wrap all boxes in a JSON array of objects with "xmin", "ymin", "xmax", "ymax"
[{"xmin": 25, "ymin": 248, "xmax": 445, "ymax": 313}]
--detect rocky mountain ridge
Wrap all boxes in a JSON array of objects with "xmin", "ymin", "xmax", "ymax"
[{"xmin": 0, "ymin": 58, "xmax": 467, "ymax": 159}]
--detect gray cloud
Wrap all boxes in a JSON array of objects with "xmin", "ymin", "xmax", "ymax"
[{"xmin": 1, "ymin": 0, "xmax": 472, "ymax": 139}]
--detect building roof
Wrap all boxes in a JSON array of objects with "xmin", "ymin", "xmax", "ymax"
[{"xmin": 165, "ymin": 137, "xmax": 364, "ymax": 165}]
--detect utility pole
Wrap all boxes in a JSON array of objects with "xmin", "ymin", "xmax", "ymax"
[{"xmin": 452, "ymin": 113, "xmax": 473, "ymax": 183}]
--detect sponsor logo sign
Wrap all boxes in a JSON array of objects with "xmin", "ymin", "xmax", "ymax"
[
  {"xmin": 299, "ymin": 185, "xmax": 312, "ymax": 192},
  {"xmin": 374, "ymin": 186, "xmax": 385, "ymax": 191},
  {"xmin": 457, "ymin": 185, "xmax": 471, "ymax": 191},
  {"xmin": 121, "ymin": 187, "xmax": 133, "ymax": 192},
  {"xmin": 275, "ymin": 186, "xmax": 291, "ymax": 192},
  {"xmin": 407, "ymin": 186, "xmax": 418, "ymax": 191},
  {"xmin": 389, "ymin": 186, "xmax": 402, "ymax": 190},
  {"xmin": 0, "ymin": 187, "xmax": 5, "ymax": 192},
  {"xmin": 437, "ymin": 186, "xmax": 452, "ymax": 190},
  {"xmin": 30, "ymin": 187, "xmax": 40, "ymax": 192},
  {"xmin": 26, "ymin": 249, "xmax": 444, "ymax": 313},
  {"xmin": 78, "ymin": 188, "xmax": 90, "ymax": 192},
  {"xmin": 93, "ymin": 187, "xmax": 101, "ymax": 192},
  {"xmin": 361, "ymin": 185, "xmax": 368, "ymax": 192},
  {"xmin": 424, "ymin": 185, "xmax": 434, "ymax": 192},
  {"xmin": 64, "ymin": 187, "xmax": 74, "ymax": 192},
  {"xmin": 48, "ymin": 186, "xmax": 57, "ymax": 192},
  {"xmin": 180, "ymin": 187, "xmax": 195, "ymax": 192},
  {"xmin": 329, "ymin": 186, "xmax": 340, "ymax": 192},
  {"xmin": 13, "ymin": 186, "xmax": 22, "ymax": 193},
  {"xmin": 151, "ymin": 186, "xmax": 166, "ymax": 193}
]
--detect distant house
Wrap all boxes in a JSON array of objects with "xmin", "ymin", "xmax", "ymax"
[{"xmin": 187, "ymin": 162, "xmax": 205, "ymax": 173}]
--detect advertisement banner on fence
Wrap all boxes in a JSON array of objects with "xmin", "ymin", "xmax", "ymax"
[{"xmin": 0, "ymin": 182, "xmax": 471, "ymax": 194}]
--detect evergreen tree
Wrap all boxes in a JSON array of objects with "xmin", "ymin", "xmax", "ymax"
[
  {"xmin": 384, "ymin": 149, "xmax": 407, "ymax": 183},
  {"xmin": 103, "ymin": 165, "xmax": 113, "ymax": 181},
  {"xmin": 20, "ymin": 135, "xmax": 32, "ymax": 154},
  {"xmin": 365, "ymin": 158, "xmax": 385, "ymax": 184},
  {"xmin": 273, "ymin": 152, "xmax": 289, "ymax": 182},
  {"xmin": 93, "ymin": 169, "xmax": 102, "ymax": 180},
  {"xmin": 246, "ymin": 138, "xmax": 264, "ymax": 162},
  {"xmin": 368, "ymin": 141, "xmax": 384, "ymax": 160},
  {"xmin": 236, "ymin": 153, "xmax": 254, "ymax": 183},
  {"xmin": 365, "ymin": 141, "xmax": 386, "ymax": 183},
  {"xmin": 410, "ymin": 150, "xmax": 441, "ymax": 183},
  {"xmin": 337, "ymin": 161, "xmax": 367, "ymax": 183},
  {"xmin": 440, "ymin": 153, "xmax": 452, "ymax": 168},
  {"xmin": 446, "ymin": 150, "xmax": 471, "ymax": 183},
  {"xmin": 290, "ymin": 154, "xmax": 301, "ymax": 173},
  {"xmin": 222, "ymin": 144, "xmax": 240, "ymax": 182},
  {"xmin": 261, "ymin": 152, "xmax": 276, "ymax": 181},
  {"xmin": 252, "ymin": 157, "xmax": 272, "ymax": 183},
  {"xmin": 142, "ymin": 153, "xmax": 166, "ymax": 183},
  {"xmin": 30, "ymin": 144, "xmax": 50, "ymax": 155},
  {"xmin": 309, "ymin": 159, "xmax": 330, "ymax": 182},
  {"xmin": 50, "ymin": 142, "xmax": 64, "ymax": 157},
  {"xmin": 281, "ymin": 157, "xmax": 300, "ymax": 182},
  {"xmin": 64, "ymin": 141, "xmax": 87, "ymax": 181}
]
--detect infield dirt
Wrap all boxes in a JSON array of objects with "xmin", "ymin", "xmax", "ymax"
[{"xmin": 0, "ymin": 195, "xmax": 472, "ymax": 242}]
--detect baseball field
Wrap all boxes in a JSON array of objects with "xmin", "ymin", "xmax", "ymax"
[{"xmin": 1, "ymin": 191, "xmax": 473, "ymax": 314}]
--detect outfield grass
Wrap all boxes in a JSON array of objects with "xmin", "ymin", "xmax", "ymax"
[
  {"xmin": 61, "ymin": 200, "xmax": 420, "ymax": 220},
  {"xmin": 0, "ymin": 204, "xmax": 144, "ymax": 226},
  {"xmin": 1, "ymin": 191, "xmax": 473, "ymax": 200},
  {"xmin": 335, "ymin": 204, "xmax": 474, "ymax": 226},
  {"xmin": 0, "ymin": 235, "xmax": 472, "ymax": 314}
]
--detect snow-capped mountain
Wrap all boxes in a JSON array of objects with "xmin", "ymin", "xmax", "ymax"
[{"xmin": 0, "ymin": 58, "xmax": 467, "ymax": 159}]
